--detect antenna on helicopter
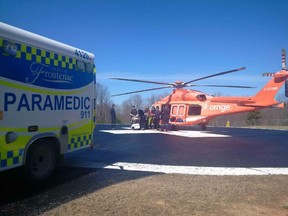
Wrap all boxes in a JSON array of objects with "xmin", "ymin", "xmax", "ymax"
[{"xmin": 282, "ymin": 48, "xmax": 286, "ymax": 70}]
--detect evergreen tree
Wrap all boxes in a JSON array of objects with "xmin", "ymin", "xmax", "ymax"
[{"xmin": 246, "ymin": 110, "xmax": 261, "ymax": 125}]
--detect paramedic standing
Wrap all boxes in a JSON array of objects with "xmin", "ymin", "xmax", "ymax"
[
  {"xmin": 110, "ymin": 104, "xmax": 116, "ymax": 129},
  {"xmin": 162, "ymin": 105, "xmax": 170, "ymax": 131},
  {"xmin": 153, "ymin": 106, "xmax": 161, "ymax": 130}
]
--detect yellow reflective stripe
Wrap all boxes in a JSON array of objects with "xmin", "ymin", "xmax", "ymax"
[
  {"xmin": 41, "ymin": 49, "xmax": 46, "ymax": 57},
  {"xmin": 0, "ymin": 127, "xmax": 27, "ymax": 132},
  {"xmin": 68, "ymin": 121, "xmax": 94, "ymax": 150},
  {"xmin": 20, "ymin": 44, "xmax": 26, "ymax": 52},
  {"xmin": 1, "ymin": 37, "xmax": 94, "ymax": 69},
  {"xmin": 0, "ymin": 78, "xmax": 92, "ymax": 95},
  {"xmin": 0, "ymin": 135, "xmax": 27, "ymax": 169},
  {"xmin": 0, "ymin": 118, "xmax": 93, "ymax": 133},
  {"xmin": 36, "ymin": 55, "xmax": 41, "ymax": 62},
  {"xmin": 31, "ymin": 47, "xmax": 37, "ymax": 55},
  {"xmin": 26, "ymin": 53, "xmax": 32, "ymax": 60},
  {"xmin": 0, "ymin": 120, "xmax": 94, "ymax": 169}
]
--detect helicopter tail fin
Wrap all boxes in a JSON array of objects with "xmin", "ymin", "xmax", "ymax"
[
  {"xmin": 253, "ymin": 49, "xmax": 288, "ymax": 104},
  {"xmin": 253, "ymin": 71, "xmax": 288, "ymax": 104}
]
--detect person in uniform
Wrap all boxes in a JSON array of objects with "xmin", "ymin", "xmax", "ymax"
[{"xmin": 110, "ymin": 104, "xmax": 116, "ymax": 129}]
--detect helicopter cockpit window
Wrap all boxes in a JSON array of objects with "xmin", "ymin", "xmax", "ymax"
[{"xmin": 188, "ymin": 104, "xmax": 201, "ymax": 115}]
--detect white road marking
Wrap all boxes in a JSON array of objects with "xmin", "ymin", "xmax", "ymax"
[
  {"xmin": 64, "ymin": 161, "xmax": 288, "ymax": 176},
  {"xmin": 100, "ymin": 129, "xmax": 231, "ymax": 138}
]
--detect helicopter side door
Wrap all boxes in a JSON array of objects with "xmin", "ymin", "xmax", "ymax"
[{"xmin": 170, "ymin": 104, "xmax": 186, "ymax": 122}]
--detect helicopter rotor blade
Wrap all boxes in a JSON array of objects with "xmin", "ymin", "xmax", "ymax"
[
  {"xmin": 184, "ymin": 67, "xmax": 246, "ymax": 85},
  {"xmin": 186, "ymin": 84, "xmax": 255, "ymax": 88},
  {"xmin": 110, "ymin": 77, "xmax": 171, "ymax": 86},
  {"xmin": 111, "ymin": 86, "xmax": 172, "ymax": 97}
]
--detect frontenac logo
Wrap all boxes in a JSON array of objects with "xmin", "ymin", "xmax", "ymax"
[{"xmin": 26, "ymin": 62, "xmax": 73, "ymax": 85}]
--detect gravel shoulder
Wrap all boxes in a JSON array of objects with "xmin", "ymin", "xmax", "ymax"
[{"xmin": 39, "ymin": 172, "xmax": 288, "ymax": 216}]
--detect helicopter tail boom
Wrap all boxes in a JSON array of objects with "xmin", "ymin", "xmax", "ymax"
[{"xmin": 253, "ymin": 69, "xmax": 288, "ymax": 105}]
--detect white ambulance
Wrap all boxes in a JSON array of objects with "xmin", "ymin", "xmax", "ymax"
[{"xmin": 0, "ymin": 22, "xmax": 96, "ymax": 182}]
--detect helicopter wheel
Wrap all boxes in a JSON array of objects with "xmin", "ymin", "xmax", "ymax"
[
  {"xmin": 170, "ymin": 124, "xmax": 177, "ymax": 131},
  {"xmin": 201, "ymin": 124, "xmax": 207, "ymax": 131}
]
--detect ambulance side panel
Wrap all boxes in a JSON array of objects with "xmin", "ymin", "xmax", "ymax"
[{"xmin": 0, "ymin": 23, "xmax": 96, "ymax": 177}]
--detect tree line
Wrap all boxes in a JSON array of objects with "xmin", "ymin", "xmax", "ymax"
[
  {"xmin": 95, "ymin": 82, "xmax": 288, "ymax": 127},
  {"xmin": 95, "ymin": 82, "xmax": 166, "ymax": 124}
]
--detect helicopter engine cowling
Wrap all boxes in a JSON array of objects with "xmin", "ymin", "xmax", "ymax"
[{"xmin": 196, "ymin": 94, "xmax": 207, "ymax": 101}]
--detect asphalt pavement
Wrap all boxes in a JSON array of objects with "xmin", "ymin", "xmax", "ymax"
[{"xmin": 1, "ymin": 124, "xmax": 288, "ymax": 215}]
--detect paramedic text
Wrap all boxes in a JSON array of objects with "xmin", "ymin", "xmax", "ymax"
[{"xmin": 4, "ymin": 92, "xmax": 90, "ymax": 112}]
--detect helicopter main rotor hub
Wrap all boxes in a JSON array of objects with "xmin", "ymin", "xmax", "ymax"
[{"xmin": 174, "ymin": 81, "xmax": 185, "ymax": 88}]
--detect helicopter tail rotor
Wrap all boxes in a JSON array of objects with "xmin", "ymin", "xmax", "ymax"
[{"xmin": 263, "ymin": 49, "xmax": 288, "ymax": 97}]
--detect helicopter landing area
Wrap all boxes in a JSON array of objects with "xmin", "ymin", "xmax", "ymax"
[
  {"xmin": 66, "ymin": 125, "xmax": 288, "ymax": 176},
  {"xmin": 100, "ymin": 127, "xmax": 231, "ymax": 138}
]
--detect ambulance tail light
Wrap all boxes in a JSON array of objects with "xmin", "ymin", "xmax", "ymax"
[{"xmin": 6, "ymin": 132, "xmax": 17, "ymax": 144}]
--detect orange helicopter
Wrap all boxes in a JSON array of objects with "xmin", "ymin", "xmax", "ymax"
[{"xmin": 111, "ymin": 49, "xmax": 288, "ymax": 130}]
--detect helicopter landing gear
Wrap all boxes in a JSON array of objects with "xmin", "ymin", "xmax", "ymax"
[
  {"xmin": 170, "ymin": 124, "xmax": 178, "ymax": 131},
  {"xmin": 200, "ymin": 124, "xmax": 207, "ymax": 131}
]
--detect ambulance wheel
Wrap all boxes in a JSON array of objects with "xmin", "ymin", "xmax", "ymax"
[{"xmin": 24, "ymin": 139, "xmax": 57, "ymax": 183}]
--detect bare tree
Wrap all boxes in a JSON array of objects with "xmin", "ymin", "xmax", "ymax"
[
  {"xmin": 144, "ymin": 93, "xmax": 165, "ymax": 108},
  {"xmin": 116, "ymin": 94, "xmax": 143, "ymax": 124},
  {"xmin": 117, "ymin": 93, "xmax": 165, "ymax": 124},
  {"xmin": 132, "ymin": 94, "xmax": 144, "ymax": 109},
  {"xmin": 95, "ymin": 82, "xmax": 111, "ymax": 123}
]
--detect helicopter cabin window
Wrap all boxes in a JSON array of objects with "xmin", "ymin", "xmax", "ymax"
[
  {"xmin": 179, "ymin": 105, "xmax": 185, "ymax": 115},
  {"xmin": 188, "ymin": 104, "xmax": 201, "ymax": 115},
  {"xmin": 171, "ymin": 105, "xmax": 185, "ymax": 116},
  {"xmin": 172, "ymin": 106, "xmax": 178, "ymax": 115}
]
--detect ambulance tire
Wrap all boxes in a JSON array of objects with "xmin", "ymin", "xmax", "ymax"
[{"xmin": 24, "ymin": 139, "xmax": 57, "ymax": 183}]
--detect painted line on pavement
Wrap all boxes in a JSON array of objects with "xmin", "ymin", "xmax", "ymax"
[
  {"xmin": 64, "ymin": 161, "xmax": 288, "ymax": 176},
  {"xmin": 100, "ymin": 129, "xmax": 231, "ymax": 138}
]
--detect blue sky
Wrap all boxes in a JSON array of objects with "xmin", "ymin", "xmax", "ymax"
[{"xmin": 1, "ymin": 0, "xmax": 288, "ymax": 104}]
